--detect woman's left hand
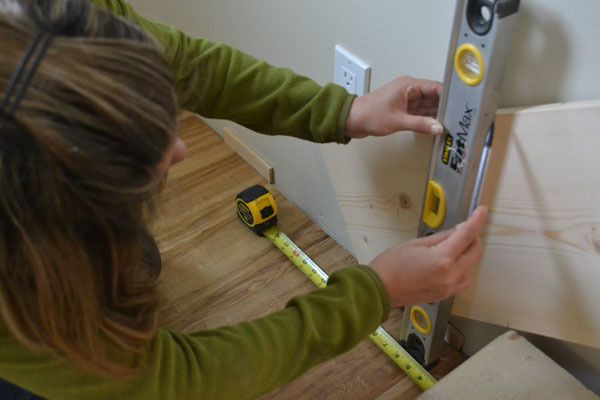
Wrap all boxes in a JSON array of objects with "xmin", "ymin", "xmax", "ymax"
[{"xmin": 345, "ymin": 76, "xmax": 444, "ymax": 139}]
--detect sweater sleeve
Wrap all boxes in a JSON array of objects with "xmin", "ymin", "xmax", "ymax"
[
  {"xmin": 0, "ymin": 266, "xmax": 390, "ymax": 400},
  {"xmin": 91, "ymin": 0, "xmax": 355, "ymax": 144}
]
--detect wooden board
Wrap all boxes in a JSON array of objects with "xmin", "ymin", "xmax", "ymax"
[
  {"xmin": 223, "ymin": 126, "xmax": 275, "ymax": 183},
  {"xmin": 152, "ymin": 115, "xmax": 465, "ymax": 399},
  {"xmin": 416, "ymin": 331, "xmax": 599, "ymax": 400},
  {"xmin": 320, "ymin": 100, "xmax": 600, "ymax": 349}
]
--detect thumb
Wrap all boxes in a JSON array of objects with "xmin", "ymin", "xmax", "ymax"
[{"xmin": 401, "ymin": 115, "xmax": 444, "ymax": 136}]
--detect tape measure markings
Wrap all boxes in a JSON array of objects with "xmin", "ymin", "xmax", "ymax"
[{"xmin": 267, "ymin": 228, "xmax": 329, "ymax": 289}]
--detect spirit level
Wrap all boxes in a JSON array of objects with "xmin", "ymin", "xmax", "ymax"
[{"xmin": 400, "ymin": 0, "xmax": 520, "ymax": 366}]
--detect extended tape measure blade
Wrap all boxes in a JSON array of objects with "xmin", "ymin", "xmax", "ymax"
[{"xmin": 370, "ymin": 328, "xmax": 436, "ymax": 389}]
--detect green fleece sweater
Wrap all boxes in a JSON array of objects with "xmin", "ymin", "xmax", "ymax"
[
  {"xmin": 0, "ymin": 1, "xmax": 389, "ymax": 399},
  {"xmin": 93, "ymin": 0, "xmax": 356, "ymax": 144}
]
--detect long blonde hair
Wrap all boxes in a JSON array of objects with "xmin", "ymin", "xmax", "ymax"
[{"xmin": 0, "ymin": 0, "xmax": 178, "ymax": 377}]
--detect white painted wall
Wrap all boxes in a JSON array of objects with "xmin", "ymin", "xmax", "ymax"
[{"xmin": 127, "ymin": 0, "xmax": 600, "ymax": 392}]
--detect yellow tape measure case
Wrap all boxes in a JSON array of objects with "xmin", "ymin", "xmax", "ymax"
[{"xmin": 236, "ymin": 185, "xmax": 278, "ymax": 235}]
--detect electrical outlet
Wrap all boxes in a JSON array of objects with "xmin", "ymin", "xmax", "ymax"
[
  {"xmin": 334, "ymin": 45, "xmax": 371, "ymax": 96},
  {"xmin": 341, "ymin": 67, "xmax": 357, "ymax": 94}
]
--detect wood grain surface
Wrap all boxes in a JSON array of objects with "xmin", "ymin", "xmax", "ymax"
[
  {"xmin": 151, "ymin": 114, "xmax": 464, "ymax": 400},
  {"xmin": 416, "ymin": 331, "xmax": 599, "ymax": 400},
  {"xmin": 320, "ymin": 100, "xmax": 600, "ymax": 349}
]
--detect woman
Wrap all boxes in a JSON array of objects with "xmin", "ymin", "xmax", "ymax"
[{"xmin": 0, "ymin": 0, "xmax": 487, "ymax": 399}]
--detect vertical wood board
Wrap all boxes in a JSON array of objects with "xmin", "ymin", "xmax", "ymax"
[{"xmin": 320, "ymin": 100, "xmax": 600, "ymax": 349}]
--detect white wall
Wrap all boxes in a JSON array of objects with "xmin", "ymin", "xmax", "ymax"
[{"xmin": 127, "ymin": 0, "xmax": 600, "ymax": 392}]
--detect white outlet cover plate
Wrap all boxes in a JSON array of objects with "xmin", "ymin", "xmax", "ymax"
[{"xmin": 334, "ymin": 45, "xmax": 371, "ymax": 96}]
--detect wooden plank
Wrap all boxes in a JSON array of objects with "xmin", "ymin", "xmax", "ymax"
[
  {"xmin": 416, "ymin": 331, "xmax": 599, "ymax": 400},
  {"xmin": 152, "ymin": 115, "xmax": 465, "ymax": 399},
  {"xmin": 223, "ymin": 127, "xmax": 275, "ymax": 183},
  {"xmin": 320, "ymin": 100, "xmax": 600, "ymax": 349}
]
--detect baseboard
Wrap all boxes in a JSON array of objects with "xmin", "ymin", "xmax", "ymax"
[{"xmin": 223, "ymin": 127, "xmax": 275, "ymax": 184}]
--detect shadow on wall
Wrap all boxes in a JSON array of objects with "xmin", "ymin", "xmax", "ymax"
[{"xmin": 500, "ymin": 5, "xmax": 570, "ymax": 108}]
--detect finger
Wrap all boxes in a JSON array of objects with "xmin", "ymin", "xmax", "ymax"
[
  {"xmin": 455, "ymin": 235, "xmax": 484, "ymax": 275},
  {"xmin": 406, "ymin": 90, "xmax": 439, "ymax": 114},
  {"xmin": 415, "ymin": 97, "xmax": 441, "ymax": 108},
  {"xmin": 416, "ymin": 229, "xmax": 454, "ymax": 247},
  {"xmin": 435, "ymin": 206, "xmax": 488, "ymax": 257},
  {"xmin": 401, "ymin": 115, "xmax": 444, "ymax": 135},
  {"xmin": 406, "ymin": 85, "xmax": 422, "ymax": 103},
  {"xmin": 412, "ymin": 107, "xmax": 438, "ymax": 117},
  {"xmin": 414, "ymin": 79, "xmax": 442, "ymax": 98},
  {"xmin": 418, "ymin": 90, "xmax": 440, "ymax": 104}
]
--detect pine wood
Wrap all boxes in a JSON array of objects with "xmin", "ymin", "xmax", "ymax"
[
  {"xmin": 320, "ymin": 100, "xmax": 600, "ymax": 349},
  {"xmin": 416, "ymin": 331, "xmax": 598, "ymax": 400},
  {"xmin": 151, "ymin": 115, "xmax": 464, "ymax": 399},
  {"xmin": 223, "ymin": 126, "xmax": 275, "ymax": 183}
]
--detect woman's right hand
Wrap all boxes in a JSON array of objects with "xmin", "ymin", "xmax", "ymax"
[{"xmin": 369, "ymin": 206, "xmax": 488, "ymax": 308}]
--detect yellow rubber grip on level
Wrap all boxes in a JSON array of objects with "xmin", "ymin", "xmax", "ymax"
[
  {"xmin": 455, "ymin": 43, "xmax": 485, "ymax": 87},
  {"xmin": 410, "ymin": 306, "xmax": 433, "ymax": 336},
  {"xmin": 423, "ymin": 180, "xmax": 446, "ymax": 229}
]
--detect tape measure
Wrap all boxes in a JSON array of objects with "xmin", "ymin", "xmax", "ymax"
[
  {"xmin": 236, "ymin": 185, "xmax": 437, "ymax": 391},
  {"xmin": 236, "ymin": 184, "xmax": 278, "ymax": 235},
  {"xmin": 401, "ymin": 0, "xmax": 520, "ymax": 366}
]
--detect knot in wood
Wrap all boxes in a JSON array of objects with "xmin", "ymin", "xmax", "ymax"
[{"xmin": 398, "ymin": 194, "xmax": 412, "ymax": 209}]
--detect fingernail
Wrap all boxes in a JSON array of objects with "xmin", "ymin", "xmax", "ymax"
[
  {"xmin": 456, "ymin": 221, "xmax": 465, "ymax": 230},
  {"xmin": 431, "ymin": 123, "xmax": 443, "ymax": 135}
]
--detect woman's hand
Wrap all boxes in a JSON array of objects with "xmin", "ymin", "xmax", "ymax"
[
  {"xmin": 369, "ymin": 206, "xmax": 488, "ymax": 308},
  {"xmin": 345, "ymin": 76, "xmax": 444, "ymax": 139}
]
